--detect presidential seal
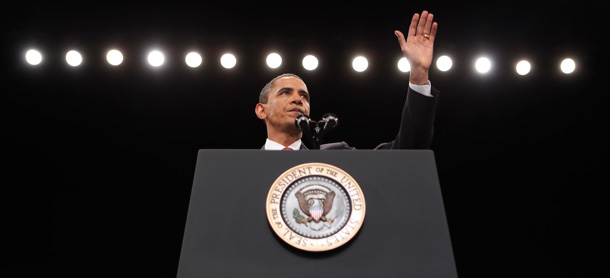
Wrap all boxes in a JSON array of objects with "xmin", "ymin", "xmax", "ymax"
[{"xmin": 265, "ymin": 162, "xmax": 366, "ymax": 252}]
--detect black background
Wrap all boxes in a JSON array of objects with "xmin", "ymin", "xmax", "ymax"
[{"xmin": 4, "ymin": 1, "xmax": 606, "ymax": 277}]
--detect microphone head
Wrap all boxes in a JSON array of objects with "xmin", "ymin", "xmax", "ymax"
[
  {"xmin": 322, "ymin": 113, "xmax": 337, "ymax": 120},
  {"xmin": 295, "ymin": 114, "xmax": 310, "ymax": 131},
  {"xmin": 322, "ymin": 113, "xmax": 338, "ymax": 128}
]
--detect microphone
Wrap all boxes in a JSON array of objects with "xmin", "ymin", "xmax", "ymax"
[
  {"xmin": 295, "ymin": 114, "xmax": 314, "ymax": 145},
  {"xmin": 320, "ymin": 113, "xmax": 339, "ymax": 132},
  {"xmin": 295, "ymin": 113, "xmax": 339, "ymax": 150},
  {"xmin": 295, "ymin": 114, "xmax": 311, "ymax": 131}
]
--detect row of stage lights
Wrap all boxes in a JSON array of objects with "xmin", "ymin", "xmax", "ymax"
[{"xmin": 23, "ymin": 48, "xmax": 578, "ymax": 75}]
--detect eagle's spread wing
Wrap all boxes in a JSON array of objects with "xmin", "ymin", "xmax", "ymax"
[
  {"xmin": 295, "ymin": 192, "xmax": 310, "ymax": 216},
  {"xmin": 322, "ymin": 191, "xmax": 335, "ymax": 215}
]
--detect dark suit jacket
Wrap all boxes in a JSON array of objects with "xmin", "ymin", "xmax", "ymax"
[{"xmin": 265, "ymin": 86, "xmax": 440, "ymax": 150}]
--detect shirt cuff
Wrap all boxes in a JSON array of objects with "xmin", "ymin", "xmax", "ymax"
[{"xmin": 409, "ymin": 81, "xmax": 432, "ymax": 97}]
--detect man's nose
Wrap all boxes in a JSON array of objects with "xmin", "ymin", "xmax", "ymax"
[{"xmin": 291, "ymin": 94, "xmax": 303, "ymax": 104}]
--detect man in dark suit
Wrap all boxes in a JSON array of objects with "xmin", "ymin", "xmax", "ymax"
[{"xmin": 255, "ymin": 11, "xmax": 439, "ymax": 150}]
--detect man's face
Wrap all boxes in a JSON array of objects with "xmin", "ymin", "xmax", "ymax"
[{"xmin": 258, "ymin": 76, "xmax": 310, "ymax": 131}]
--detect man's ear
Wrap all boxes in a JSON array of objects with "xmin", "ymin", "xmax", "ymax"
[{"xmin": 255, "ymin": 103, "xmax": 267, "ymax": 120}]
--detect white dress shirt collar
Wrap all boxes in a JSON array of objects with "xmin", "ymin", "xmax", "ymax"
[{"xmin": 264, "ymin": 138, "xmax": 302, "ymax": 150}]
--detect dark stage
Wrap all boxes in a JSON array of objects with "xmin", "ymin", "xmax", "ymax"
[{"xmin": 4, "ymin": 1, "xmax": 605, "ymax": 277}]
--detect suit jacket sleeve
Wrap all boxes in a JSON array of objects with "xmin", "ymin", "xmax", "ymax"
[{"xmin": 374, "ymin": 86, "xmax": 440, "ymax": 150}]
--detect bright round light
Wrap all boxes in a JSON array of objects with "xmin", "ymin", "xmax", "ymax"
[
  {"xmin": 66, "ymin": 50, "xmax": 83, "ymax": 67},
  {"xmin": 516, "ymin": 60, "xmax": 531, "ymax": 75},
  {"xmin": 220, "ymin": 53, "xmax": 237, "ymax": 69},
  {"xmin": 185, "ymin": 52, "xmax": 202, "ymax": 68},
  {"xmin": 352, "ymin": 56, "xmax": 368, "ymax": 72},
  {"xmin": 25, "ymin": 49, "xmax": 42, "ymax": 65},
  {"xmin": 560, "ymin": 58, "xmax": 576, "ymax": 74},
  {"xmin": 302, "ymin": 55, "xmax": 318, "ymax": 71},
  {"xmin": 147, "ymin": 50, "xmax": 165, "ymax": 67},
  {"xmin": 266, "ymin": 53, "xmax": 282, "ymax": 68},
  {"xmin": 475, "ymin": 57, "xmax": 492, "ymax": 74},
  {"xmin": 436, "ymin": 55, "xmax": 452, "ymax": 72},
  {"xmin": 106, "ymin": 49, "xmax": 123, "ymax": 66},
  {"xmin": 397, "ymin": 57, "xmax": 410, "ymax": 72}
]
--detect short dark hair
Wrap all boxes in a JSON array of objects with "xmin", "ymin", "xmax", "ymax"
[{"xmin": 259, "ymin": 73, "xmax": 304, "ymax": 104}]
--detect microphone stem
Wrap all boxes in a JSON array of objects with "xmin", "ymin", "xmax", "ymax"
[{"xmin": 311, "ymin": 123, "xmax": 321, "ymax": 149}]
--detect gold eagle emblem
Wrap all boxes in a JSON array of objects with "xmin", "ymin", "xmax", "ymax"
[{"xmin": 295, "ymin": 184, "xmax": 335, "ymax": 223}]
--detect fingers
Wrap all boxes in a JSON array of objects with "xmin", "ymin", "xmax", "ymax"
[
  {"xmin": 429, "ymin": 22, "xmax": 438, "ymax": 40},
  {"xmin": 406, "ymin": 13, "xmax": 419, "ymax": 38},
  {"xmin": 398, "ymin": 10, "xmax": 438, "ymax": 41},
  {"xmin": 416, "ymin": 11, "xmax": 429, "ymax": 36},
  {"xmin": 394, "ymin": 30, "xmax": 406, "ymax": 46},
  {"xmin": 424, "ymin": 12, "xmax": 434, "ymax": 35}
]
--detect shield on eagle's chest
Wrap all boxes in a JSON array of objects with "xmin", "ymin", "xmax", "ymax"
[{"xmin": 309, "ymin": 206, "xmax": 323, "ymax": 221}]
